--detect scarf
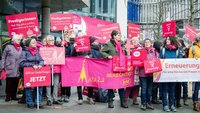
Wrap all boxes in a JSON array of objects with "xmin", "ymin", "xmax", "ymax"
[
  {"xmin": 27, "ymin": 47, "xmax": 37, "ymax": 55},
  {"xmin": 166, "ymin": 44, "xmax": 177, "ymax": 50},
  {"xmin": 46, "ymin": 44, "xmax": 54, "ymax": 47},
  {"xmin": 145, "ymin": 47, "xmax": 152, "ymax": 52},
  {"xmin": 133, "ymin": 44, "xmax": 140, "ymax": 49},
  {"xmin": 115, "ymin": 40, "xmax": 126, "ymax": 67},
  {"xmin": 12, "ymin": 42, "xmax": 20, "ymax": 51}
]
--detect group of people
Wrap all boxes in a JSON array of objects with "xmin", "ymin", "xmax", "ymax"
[{"xmin": 1, "ymin": 29, "xmax": 200, "ymax": 112}]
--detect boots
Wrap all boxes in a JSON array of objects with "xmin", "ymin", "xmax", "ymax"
[
  {"xmin": 120, "ymin": 99, "xmax": 128, "ymax": 108},
  {"xmin": 108, "ymin": 99, "xmax": 114, "ymax": 108},
  {"xmin": 193, "ymin": 102, "xmax": 200, "ymax": 112},
  {"xmin": 183, "ymin": 98, "xmax": 189, "ymax": 106}
]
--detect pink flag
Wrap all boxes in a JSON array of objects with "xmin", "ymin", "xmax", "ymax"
[{"xmin": 185, "ymin": 24, "xmax": 198, "ymax": 41}]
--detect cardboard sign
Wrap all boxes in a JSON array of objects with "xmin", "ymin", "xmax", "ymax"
[
  {"xmin": 131, "ymin": 50, "xmax": 147, "ymax": 67},
  {"xmin": 99, "ymin": 23, "xmax": 121, "ymax": 43},
  {"xmin": 50, "ymin": 14, "xmax": 73, "ymax": 31},
  {"xmin": 185, "ymin": 24, "xmax": 198, "ymax": 41},
  {"xmin": 128, "ymin": 23, "xmax": 140, "ymax": 39},
  {"xmin": 144, "ymin": 58, "xmax": 162, "ymax": 74},
  {"xmin": 24, "ymin": 66, "xmax": 51, "ymax": 88},
  {"xmin": 40, "ymin": 47, "xmax": 65, "ymax": 65},
  {"xmin": 6, "ymin": 12, "xmax": 40, "ymax": 38},
  {"xmin": 162, "ymin": 20, "xmax": 176, "ymax": 38},
  {"xmin": 75, "ymin": 36, "xmax": 91, "ymax": 52}
]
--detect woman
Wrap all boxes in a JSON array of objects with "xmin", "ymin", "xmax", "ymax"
[
  {"xmin": 125, "ymin": 37, "xmax": 141, "ymax": 105},
  {"xmin": 139, "ymin": 38, "xmax": 156, "ymax": 111},
  {"xmin": 188, "ymin": 33, "xmax": 200, "ymax": 111},
  {"xmin": 101, "ymin": 30, "xmax": 128, "ymax": 108},
  {"xmin": 160, "ymin": 36, "xmax": 182, "ymax": 112},
  {"xmin": 2, "ymin": 34, "xmax": 22, "ymax": 102},
  {"xmin": 20, "ymin": 38, "xmax": 44, "ymax": 108}
]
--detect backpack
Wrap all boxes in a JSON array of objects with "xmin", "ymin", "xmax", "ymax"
[
  {"xmin": 162, "ymin": 48, "xmax": 179, "ymax": 58},
  {"xmin": 94, "ymin": 88, "xmax": 108, "ymax": 103}
]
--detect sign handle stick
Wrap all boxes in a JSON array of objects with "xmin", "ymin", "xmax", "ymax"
[
  {"xmin": 37, "ymin": 87, "xmax": 39, "ymax": 110},
  {"xmin": 62, "ymin": 30, "xmax": 64, "ymax": 42},
  {"xmin": 51, "ymin": 65, "xmax": 54, "ymax": 86}
]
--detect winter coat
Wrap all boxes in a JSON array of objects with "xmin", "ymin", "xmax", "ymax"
[
  {"xmin": 139, "ymin": 48, "xmax": 158, "ymax": 77},
  {"xmin": 90, "ymin": 45, "xmax": 102, "ymax": 58},
  {"xmin": 20, "ymin": 47, "xmax": 44, "ymax": 68},
  {"xmin": 188, "ymin": 43, "xmax": 200, "ymax": 58},
  {"xmin": 159, "ymin": 46, "xmax": 182, "ymax": 59},
  {"xmin": 101, "ymin": 41, "xmax": 118, "ymax": 57},
  {"xmin": 2, "ymin": 44, "xmax": 22, "ymax": 78}
]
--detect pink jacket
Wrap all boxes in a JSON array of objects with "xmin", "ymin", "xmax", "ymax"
[{"xmin": 139, "ymin": 47, "xmax": 157, "ymax": 77}]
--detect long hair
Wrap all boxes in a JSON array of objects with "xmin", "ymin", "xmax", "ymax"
[{"xmin": 163, "ymin": 36, "xmax": 180, "ymax": 48}]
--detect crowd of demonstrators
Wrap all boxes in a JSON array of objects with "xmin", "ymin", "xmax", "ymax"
[{"xmin": 1, "ymin": 29, "xmax": 200, "ymax": 112}]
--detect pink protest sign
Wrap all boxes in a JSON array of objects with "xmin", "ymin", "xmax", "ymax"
[
  {"xmin": 162, "ymin": 20, "xmax": 176, "ymax": 38},
  {"xmin": 74, "ymin": 36, "xmax": 91, "ymax": 52},
  {"xmin": 6, "ymin": 12, "xmax": 40, "ymax": 38},
  {"xmin": 24, "ymin": 66, "xmax": 51, "ymax": 88},
  {"xmin": 98, "ymin": 23, "xmax": 121, "ymax": 43},
  {"xmin": 185, "ymin": 24, "xmax": 198, "ymax": 41},
  {"xmin": 40, "ymin": 47, "xmax": 65, "ymax": 65},
  {"xmin": 61, "ymin": 57, "xmax": 134, "ymax": 89},
  {"xmin": 50, "ymin": 14, "xmax": 73, "ymax": 31},
  {"xmin": 128, "ymin": 23, "xmax": 140, "ymax": 39}
]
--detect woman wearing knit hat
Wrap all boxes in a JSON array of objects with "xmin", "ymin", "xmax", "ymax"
[
  {"xmin": 1, "ymin": 34, "xmax": 22, "ymax": 102},
  {"xmin": 20, "ymin": 38, "xmax": 44, "ymax": 109}
]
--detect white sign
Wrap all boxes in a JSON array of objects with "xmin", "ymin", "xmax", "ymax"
[{"xmin": 154, "ymin": 59, "xmax": 200, "ymax": 82}]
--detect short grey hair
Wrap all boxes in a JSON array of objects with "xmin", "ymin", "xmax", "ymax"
[{"xmin": 12, "ymin": 34, "xmax": 22, "ymax": 42}]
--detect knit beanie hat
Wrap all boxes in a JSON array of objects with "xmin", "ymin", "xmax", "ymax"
[
  {"xmin": 25, "ymin": 38, "xmax": 33, "ymax": 47},
  {"xmin": 90, "ymin": 36, "xmax": 97, "ymax": 44}
]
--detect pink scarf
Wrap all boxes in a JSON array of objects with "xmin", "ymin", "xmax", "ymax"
[
  {"xmin": 27, "ymin": 47, "xmax": 37, "ymax": 55},
  {"xmin": 12, "ymin": 42, "xmax": 20, "ymax": 51},
  {"xmin": 166, "ymin": 44, "xmax": 176, "ymax": 50},
  {"xmin": 115, "ymin": 41, "xmax": 126, "ymax": 67}
]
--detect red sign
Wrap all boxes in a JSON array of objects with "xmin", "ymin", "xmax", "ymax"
[
  {"xmin": 112, "ymin": 56, "xmax": 133, "ymax": 72},
  {"xmin": 144, "ymin": 58, "xmax": 162, "ymax": 74},
  {"xmin": 162, "ymin": 20, "xmax": 176, "ymax": 38},
  {"xmin": 131, "ymin": 50, "xmax": 147, "ymax": 67},
  {"xmin": 24, "ymin": 66, "xmax": 51, "ymax": 88},
  {"xmin": 6, "ymin": 12, "xmax": 40, "ymax": 38},
  {"xmin": 72, "ymin": 14, "xmax": 81, "ymax": 24},
  {"xmin": 99, "ymin": 23, "xmax": 121, "ymax": 43},
  {"xmin": 0, "ymin": 70, "xmax": 7, "ymax": 80},
  {"xmin": 75, "ymin": 36, "xmax": 91, "ymax": 52},
  {"xmin": 128, "ymin": 23, "xmax": 140, "ymax": 39},
  {"xmin": 50, "ymin": 14, "xmax": 73, "ymax": 31},
  {"xmin": 40, "ymin": 47, "xmax": 65, "ymax": 65},
  {"xmin": 185, "ymin": 24, "xmax": 198, "ymax": 41}
]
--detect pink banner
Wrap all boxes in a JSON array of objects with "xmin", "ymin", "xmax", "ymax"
[
  {"xmin": 61, "ymin": 57, "xmax": 134, "ymax": 89},
  {"xmin": 6, "ymin": 12, "xmax": 40, "ymax": 38},
  {"xmin": 74, "ymin": 36, "xmax": 91, "ymax": 52},
  {"xmin": 162, "ymin": 20, "xmax": 176, "ymax": 38},
  {"xmin": 98, "ymin": 23, "xmax": 121, "ymax": 43},
  {"xmin": 185, "ymin": 24, "xmax": 198, "ymax": 41},
  {"xmin": 50, "ymin": 14, "xmax": 73, "ymax": 31},
  {"xmin": 128, "ymin": 23, "xmax": 140, "ymax": 39},
  {"xmin": 40, "ymin": 47, "xmax": 65, "ymax": 65},
  {"xmin": 24, "ymin": 66, "xmax": 51, "ymax": 88}
]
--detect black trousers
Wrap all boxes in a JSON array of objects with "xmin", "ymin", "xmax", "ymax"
[
  {"xmin": 6, "ymin": 77, "xmax": 19, "ymax": 98},
  {"xmin": 61, "ymin": 86, "xmax": 83, "ymax": 100},
  {"xmin": 88, "ymin": 87, "xmax": 94, "ymax": 98}
]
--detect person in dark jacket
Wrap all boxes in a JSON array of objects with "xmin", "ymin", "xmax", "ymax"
[
  {"xmin": 160, "ymin": 36, "xmax": 182, "ymax": 112},
  {"xmin": 101, "ymin": 30, "xmax": 128, "ymax": 108},
  {"xmin": 2, "ymin": 34, "xmax": 22, "ymax": 102},
  {"xmin": 20, "ymin": 38, "xmax": 44, "ymax": 109},
  {"xmin": 87, "ymin": 36, "xmax": 102, "ymax": 105}
]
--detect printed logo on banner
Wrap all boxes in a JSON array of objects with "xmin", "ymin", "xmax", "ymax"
[
  {"xmin": 6, "ymin": 12, "xmax": 40, "ymax": 38},
  {"xmin": 131, "ymin": 50, "xmax": 147, "ymax": 67},
  {"xmin": 75, "ymin": 36, "xmax": 91, "ymax": 52},
  {"xmin": 162, "ymin": 20, "xmax": 176, "ymax": 38},
  {"xmin": 24, "ymin": 66, "xmax": 51, "ymax": 88},
  {"xmin": 40, "ymin": 47, "xmax": 65, "ymax": 65}
]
